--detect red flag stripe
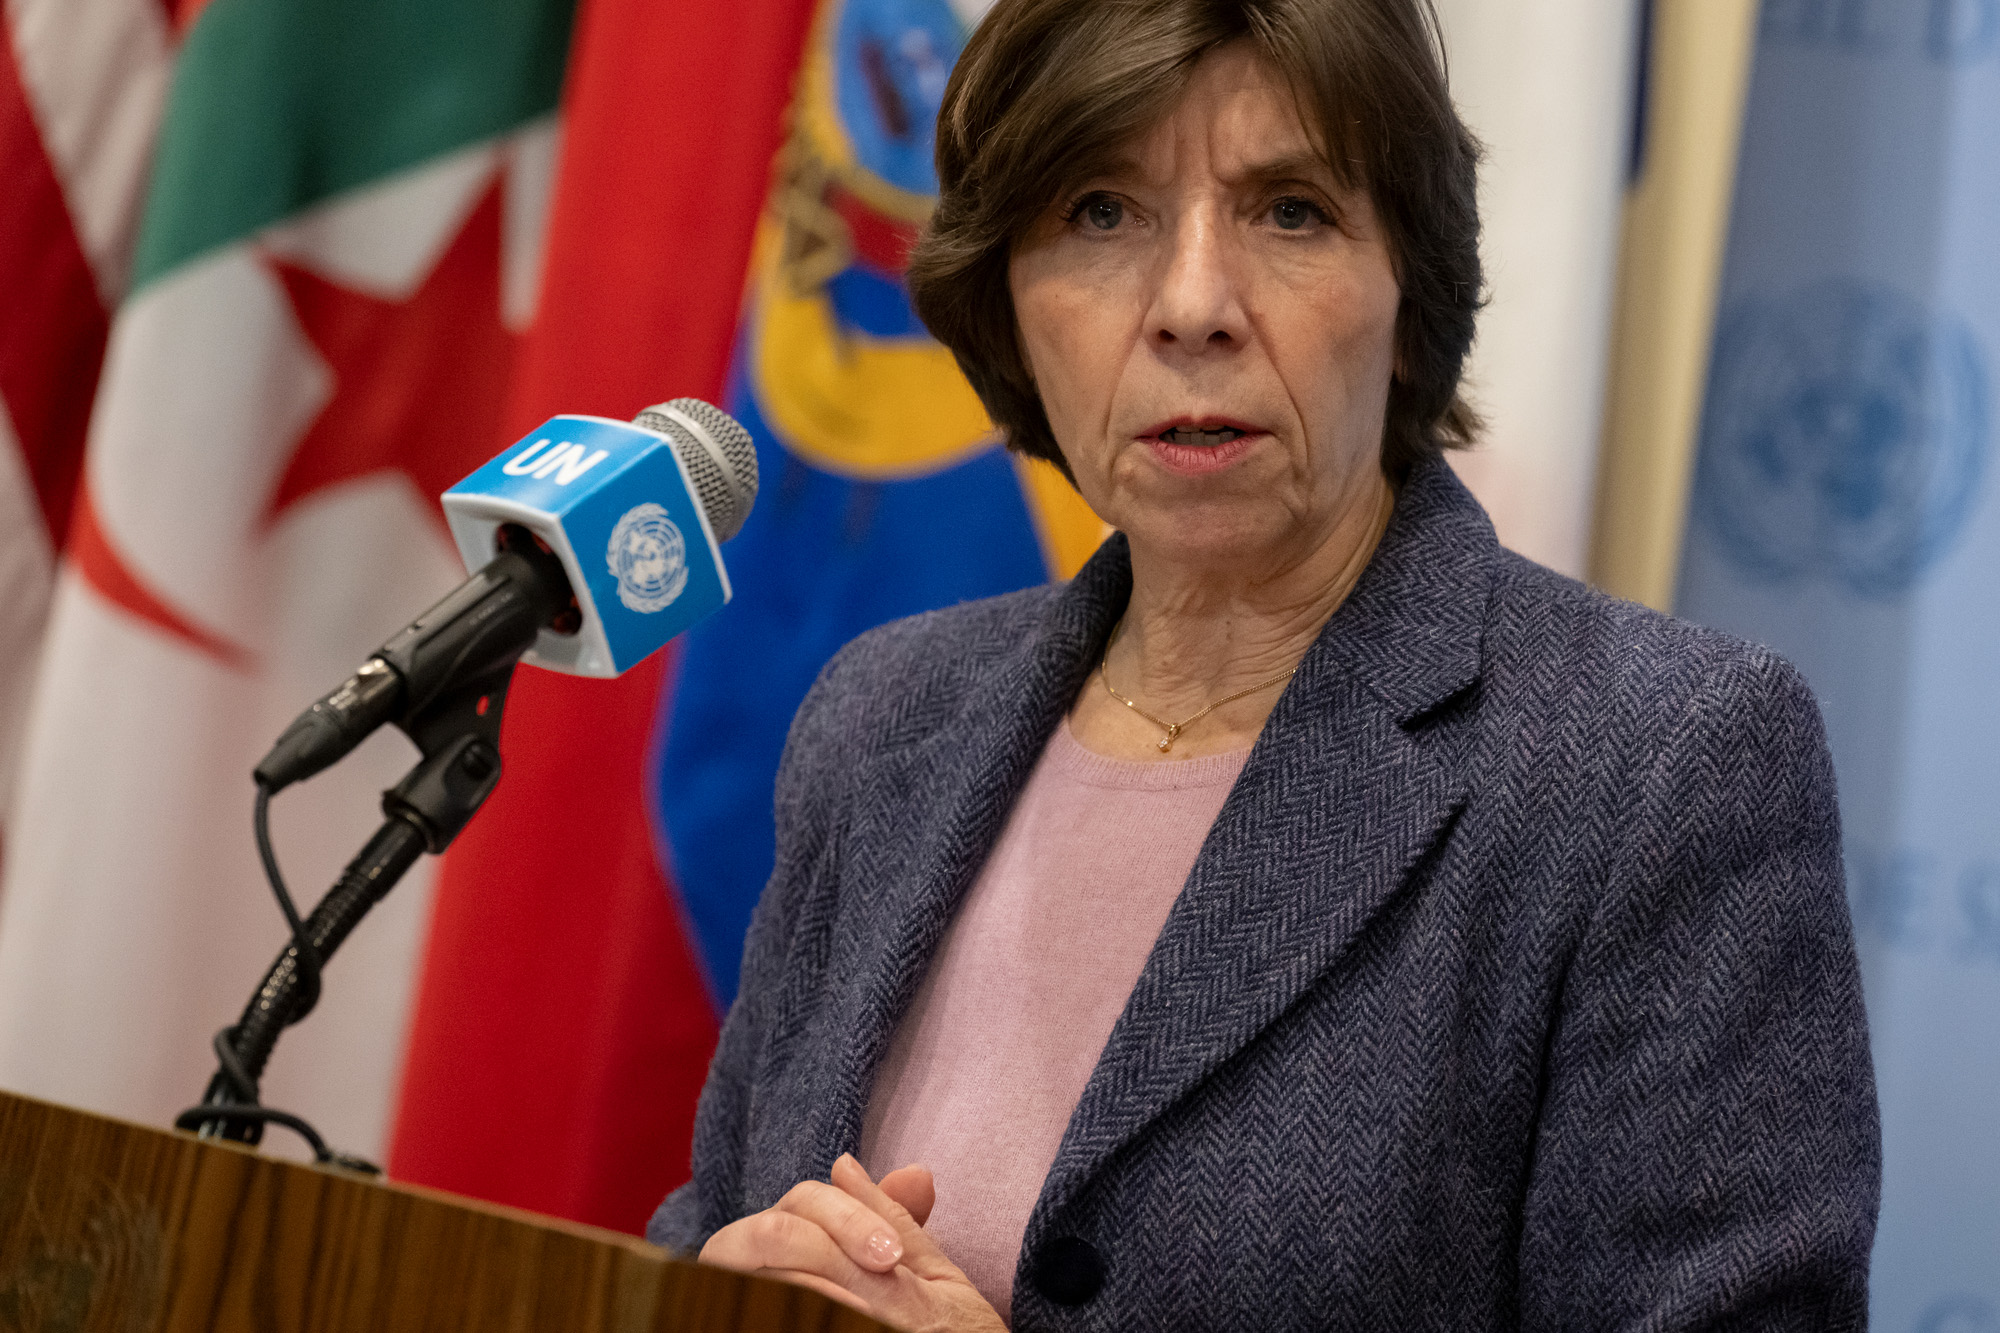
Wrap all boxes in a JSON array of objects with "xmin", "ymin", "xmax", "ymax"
[
  {"xmin": 390, "ymin": 0, "xmax": 820, "ymax": 1233},
  {"xmin": 0, "ymin": 19, "xmax": 106, "ymax": 551},
  {"xmin": 495, "ymin": 0, "xmax": 819, "ymax": 429},
  {"xmin": 6, "ymin": 0, "xmax": 172, "ymax": 303}
]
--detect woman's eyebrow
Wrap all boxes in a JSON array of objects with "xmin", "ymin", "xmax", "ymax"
[
  {"xmin": 1229, "ymin": 152, "xmax": 1338, "ymax": 188},
  {"xmin": 1066, "ymin": 151, "xmax": 1338, "ymax": 196},
  {"xmin": 1066, "ymin": 154, "xmax": 1145, "ymax": 188}
]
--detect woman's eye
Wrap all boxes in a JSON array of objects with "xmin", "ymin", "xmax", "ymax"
[
  {"xmin": 1270, "ymin": 197, "xmax": 1326, "ymax": 231},
  {"xmin": 1078, "ymin": 194, "xmax": 1124, "ymax": 231}
]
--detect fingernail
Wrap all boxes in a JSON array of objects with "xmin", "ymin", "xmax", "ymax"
[{"xmin": 867, "ymin": 1231, "xmax": 903, "ymax": 1266}]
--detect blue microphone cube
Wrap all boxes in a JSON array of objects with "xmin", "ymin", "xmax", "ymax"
[{"xmin": 441, "ymin": 415, "xmax": 733, "ymax": 677}]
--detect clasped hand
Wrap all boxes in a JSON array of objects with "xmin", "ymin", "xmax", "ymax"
[{"xmin": 699, "ymin": 1154, "xmax": 1007, "ymax": 1332}]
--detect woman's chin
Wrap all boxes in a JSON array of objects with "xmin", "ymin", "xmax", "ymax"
[{"xmin": 1123, "ymin": 507, "xmax": 1299, "ymax": 569}]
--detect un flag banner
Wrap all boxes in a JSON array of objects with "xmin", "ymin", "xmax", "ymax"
[{"xmin": 1675, "ymin": 7, "xmax": 2000, "ymax": 1328}]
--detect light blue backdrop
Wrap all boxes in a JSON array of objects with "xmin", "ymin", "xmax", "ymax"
[{"xmin": 1676, "ymin": 3, "xmax": 2000, "ymax": 1328}]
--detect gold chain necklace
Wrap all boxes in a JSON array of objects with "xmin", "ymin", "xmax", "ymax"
[{"xmin": 1099, "ymin": 622, "xmax": 1298, "ymax": 753}]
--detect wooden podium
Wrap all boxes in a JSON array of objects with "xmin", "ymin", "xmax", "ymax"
[{"xmin": 0, "ymin": 1089, "xmax": 890, "ymax": 1332}]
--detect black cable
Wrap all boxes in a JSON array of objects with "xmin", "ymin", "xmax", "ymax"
[
  {"xmin": 176, "ymin": 1103, "xmax": 328, "ymax": 1158},
  {"xmin": 209, "ymin": 1025, "xmax": 257, "ymax": 1104},
  {"xmin": 178, "ymin": 788, "xmax": 343, "ymax": 1163},
  {"xmin": 189, "ymin": 1023, "xmax": 345, "ymax": 1165},
  {"xmin": 254, "ymin": 781, "xmax": 319, "ymax": 1014},
  {"xmin": 172, "ymin": 1102, "xmax": 378, "ymax": 1174}
]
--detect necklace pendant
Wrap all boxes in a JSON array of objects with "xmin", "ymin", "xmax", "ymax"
[{"xmin": 1158, "ymin": 723, "xmax": 1181, "ymax": 753}]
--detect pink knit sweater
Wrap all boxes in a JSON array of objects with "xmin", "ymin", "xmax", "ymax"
[{"xmin": 857, "ymin": 720, "xmax": 1249, "ymax": 1324}]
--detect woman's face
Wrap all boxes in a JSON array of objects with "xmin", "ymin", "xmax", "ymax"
[{"xmin": 1009, "ymin": 43, "xmax": 1401, "ymax": 570}]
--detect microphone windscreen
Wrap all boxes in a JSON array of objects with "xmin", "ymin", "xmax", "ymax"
[{"xmin": 634, "ymin": 398, "xmax": 759, "ymax": 541}]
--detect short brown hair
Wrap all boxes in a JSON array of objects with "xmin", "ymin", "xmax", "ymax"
[{"xmin": 908, "ymin": 0, "xmax": 1483, "ymax": 482}]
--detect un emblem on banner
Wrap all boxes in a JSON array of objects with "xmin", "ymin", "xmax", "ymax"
[
  {"xmin": 1695, "ymin": 280, "xmax": 1988, "ymax": 595},
  {"xmin": 606, "ymin": 503, "xmax": 688, "ymax": 613}
]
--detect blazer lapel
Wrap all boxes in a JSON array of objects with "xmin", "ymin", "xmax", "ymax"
[
  {"xmin": 1032, "ymin": 461, "xmax": 1501, "ymax": 1224},
  {"xmin": 805, "ymin": 537, "xmax": 1134, "ymax": 1165}
]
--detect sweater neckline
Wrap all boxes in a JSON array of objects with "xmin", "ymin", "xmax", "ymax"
[{"xmin": 1047, "ymin": 717, "xmax": 1252, "ymax": 791}]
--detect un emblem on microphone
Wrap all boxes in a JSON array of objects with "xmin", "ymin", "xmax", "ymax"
[
  {"xmin": 606, "ymin": 503, "xmax": 689, "ymax": 613},
  {"xmin": 1695, "ymin": 279, "xmax": 1989, "ymax": 596}
]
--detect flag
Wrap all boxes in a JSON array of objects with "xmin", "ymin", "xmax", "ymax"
[
  {"xmin": 1673, "ymin": 5, "xmax": 2000, "ymax": 1322},
  {"xmin": 0, "ymin": 0, "xmax": 575, "ymax": 1162},
  {"xmin": 0, "ymin": 0, "xmax": 171, "ymax": 858}
]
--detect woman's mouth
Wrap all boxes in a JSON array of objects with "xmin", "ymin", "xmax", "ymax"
[
  {"xmin": 1143, "ymin": 420, "xmax": 1262, "ymax": 475},
  {"xmin": 1160, "ymin": 426, "xmax": 1243, "ymax": 447}
]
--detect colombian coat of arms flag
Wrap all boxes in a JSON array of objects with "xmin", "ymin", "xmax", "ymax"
[{"xmin": 0, "ymin": 0, "xmax": 1099, "ymax": 1233}]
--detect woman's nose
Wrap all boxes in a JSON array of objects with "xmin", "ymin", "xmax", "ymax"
[{"xmin": 1150, "ymin": 216, "xmax": 1247, "ymax": 353}]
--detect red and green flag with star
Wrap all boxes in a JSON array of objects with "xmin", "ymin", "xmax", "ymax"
[{"xmin": 0, "ymin": 0, "xmax": 578, "ymax": 1173}]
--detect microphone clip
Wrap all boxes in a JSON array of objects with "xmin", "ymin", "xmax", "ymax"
[{"xmin": 382, "ymin": 663, "xmax": 514, "ymax": 855}]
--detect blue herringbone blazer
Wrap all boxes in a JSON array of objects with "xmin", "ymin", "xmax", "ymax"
[{"xmin": 649, "ymin": 460, "xmax": 1881, "ymax": 1330}]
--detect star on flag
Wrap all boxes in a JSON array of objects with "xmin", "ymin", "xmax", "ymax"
[{"xmin": 74, "ymin": 175, "xmax": 521, "ymax": 668}]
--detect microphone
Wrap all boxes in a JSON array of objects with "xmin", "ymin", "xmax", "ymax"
[{"xmin": 253, "ymin": 398, "xmax": 758, "ymax": 794}]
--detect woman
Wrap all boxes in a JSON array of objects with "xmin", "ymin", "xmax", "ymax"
[{"xmin": 650, "ymin": 0, "xmax": 1881, "ymax": 1328}]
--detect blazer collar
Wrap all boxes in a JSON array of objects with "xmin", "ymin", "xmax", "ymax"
[{"xmin": 1303, "ymin": 456, "xmax": 1496, "ymax": 724}]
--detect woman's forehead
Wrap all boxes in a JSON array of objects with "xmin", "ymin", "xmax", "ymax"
[{"xmin": 1082, "ymin": 51, "xmax": 1341, "ymax": 192}]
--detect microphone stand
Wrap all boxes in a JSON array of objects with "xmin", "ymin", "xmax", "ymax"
[{"xmin": 177, "ymin": 662, "xmax": 518, "ymax": 1162}]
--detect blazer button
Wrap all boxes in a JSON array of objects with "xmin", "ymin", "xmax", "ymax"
[{"xmin": 1030, "ymin": 1236, "xmax": 1105, "ymax": 1306}]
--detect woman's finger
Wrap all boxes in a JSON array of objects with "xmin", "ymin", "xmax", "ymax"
[
  {"xmin": 829, "ymin": 1154, "xmax": 964, "ymax": 1281},
  {"xmin": 698, "ymin": 1206, "xmax": 870, "ymax": 1289},
  {"xmin": 773, "ymin": 1178, "xmax": 907, "ymax": 1273},
  {"xmin": 877, "ymin": 1162, "xmax": 936, "ymax": 1228}
]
